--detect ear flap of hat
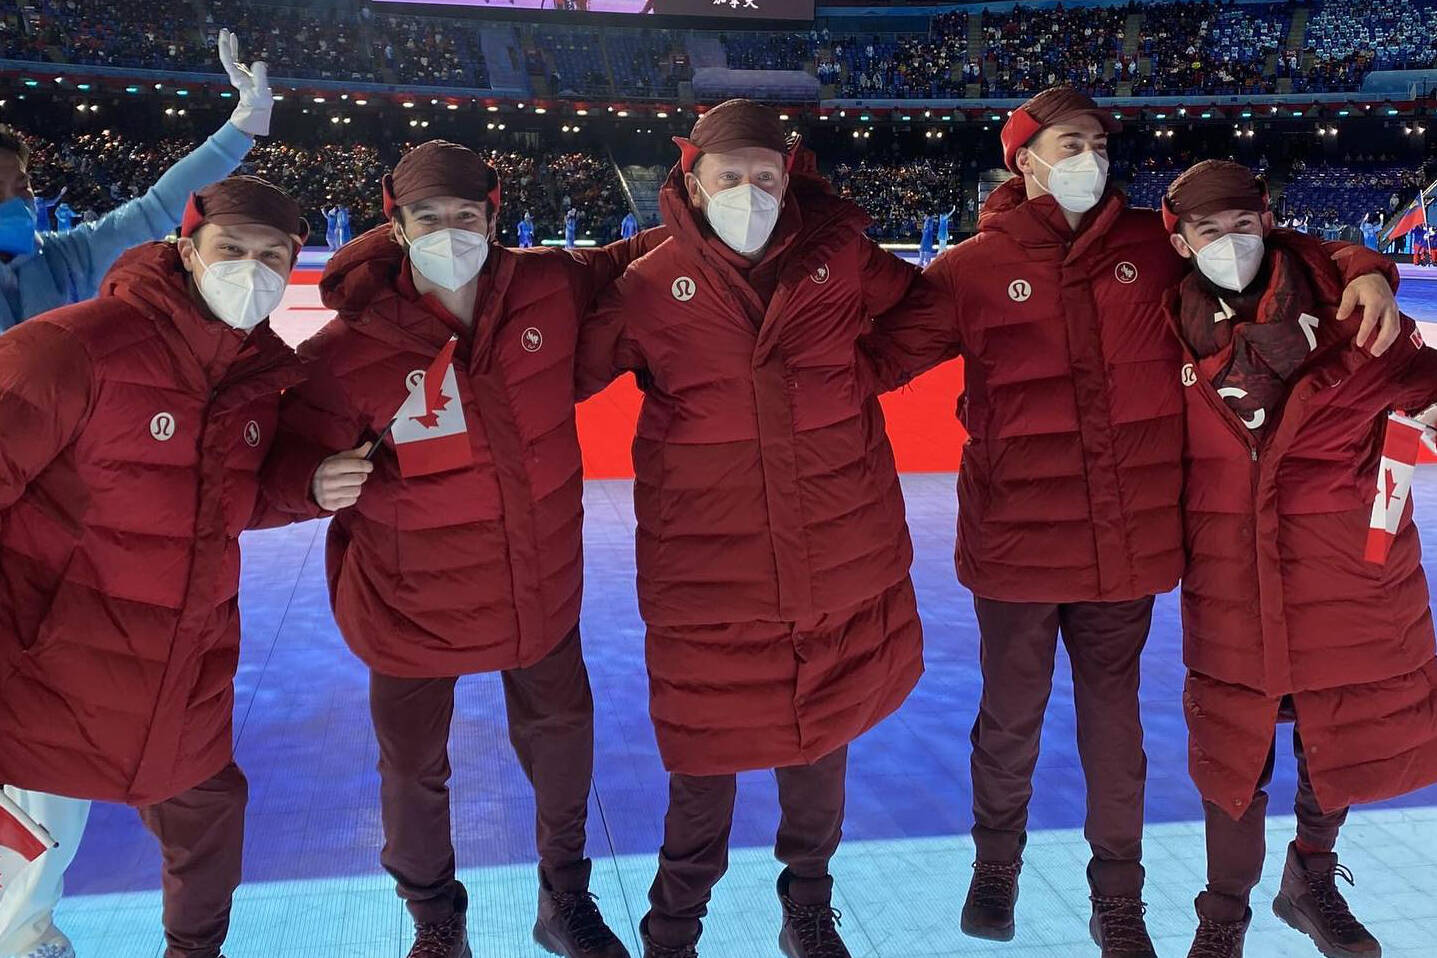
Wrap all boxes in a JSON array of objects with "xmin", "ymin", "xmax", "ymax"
[
  {"xmin": 1001, "ymin": 108, "xmax": 1044, "ymax": 174},
  {"xmin": 382, "ymin": 173, "xmax": 397, "ymax": 219},
  {"xmin": 673, "ymin": 136, "xmax": 704, "ymax": 175},
  {"xmin": 179, "ymin": 192, "xmax": 205, "ymax": 238},
  {"xmin": 785, "ymin": 133, "xmax": 803, "ymax": 172},
  {"xmin": 1161, "ymin": 194, "xmax": 1180, "ymax": 234},
  {"xmin": 487, "ymin": 168, "xmax": 502, "ymax": 219}
]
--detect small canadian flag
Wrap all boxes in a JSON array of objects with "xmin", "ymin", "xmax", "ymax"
[
  {"xmin": 0, "ymin": 790, "xmax": 56, "ymax": 891},
  {"xmin": 389, "ymin": 336, "xmax": 473, "ymax": 478},
  {"xmin": 1365, "ymin": 412, "xmax": 1427, "ymax": 564}
]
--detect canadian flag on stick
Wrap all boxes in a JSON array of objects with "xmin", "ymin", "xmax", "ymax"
[
  {"xmin": 1366, "ymin": 412, "xmax": 1427, "ymax": 564},
  {"xmin": 0, "ymin": 790, "xmax": 56, "ymax": 891},
  {"xmin": 388, "ymin": 336, "xmax": 473, "ymax": 478}
]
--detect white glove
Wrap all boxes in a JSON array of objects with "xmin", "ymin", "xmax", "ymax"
[{"xmin": 218, "ymin": 28, "xmax": 272, "ymax": 137}]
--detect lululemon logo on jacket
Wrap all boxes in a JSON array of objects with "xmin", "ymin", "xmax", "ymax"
[
  {"xmin": 1008, "ymin": 279, "xmax": 1032, "ymax": 302},
  {"xmin": 672, "ymin": 276, "xmax": 696, "ymax": 302},
  {"xmin": 149, "ymin": 412, "xmax": 176, "ymax": 442},
  {"xmin": 1115, "ymin": 261, "xmax": 1138, "ymax": 284},
  {"xmin": 811, "ymin": 264, "xmax": 830, "ymax": 285},
  {"xmin": 521, "ymin": 327, "xmax": 543, "ymax": 353},
  {"xmin": 244, "ymin": 420, "xmax": 262, "ymax": 447},
  {"xmin": 1181, "ymin": 364, "xmax": 1197, "ymax": 387},
  {"xmin": 407, "ymin": 369, "xmax": 425, "ymax": 390}
]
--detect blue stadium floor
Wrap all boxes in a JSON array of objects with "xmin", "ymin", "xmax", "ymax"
[{"xmin": 53, "ymin": 274, "xmax": 1437, "ymax": 957}]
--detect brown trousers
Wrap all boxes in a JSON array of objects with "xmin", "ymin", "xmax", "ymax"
[
  {"xmin": 136, "ymin": 762, "xmax": 248, "ymax": 958},
  {"xmin": 969, "ymin": 596, "xmax": 1154, "ymax": 897},
  {"xmin": 645, "ymin": 745, "xmax": 848, "ymax": 948},
  {"xmin": 368, "ymin": 628, "xmax": 595, "ymax": 923},
  {"xmin": 1200, "ymin": 707, "xmax": 1349, "ymax": 918}
]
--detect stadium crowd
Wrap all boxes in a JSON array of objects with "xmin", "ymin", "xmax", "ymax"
[{"xmin": 5, "ymin": 0, "xmax": 1437, "ymax": 99}]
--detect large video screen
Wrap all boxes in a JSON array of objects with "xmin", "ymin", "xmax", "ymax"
[{"xmin": 375, "ymin": 1, "xmax": 816, "ymax": 21}]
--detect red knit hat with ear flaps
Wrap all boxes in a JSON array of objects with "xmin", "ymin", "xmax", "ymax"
[
  {"xmin": 382, "ymin": 140, "xmax": 502, "ymax": 220},
  {"xmin": 1000, "ymin": 87, "xmax": 1122, "ymax": 174},
  {"xmin": 180, "ymin": 175, "xmax": 309, "ymax": 252},
  {"xmin": 674, "ymin": 98, "xmax": 800, "ymax": 175}
]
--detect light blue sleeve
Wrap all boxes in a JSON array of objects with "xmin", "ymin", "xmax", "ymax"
[{"xmin": 35, "ymin": 122, "xmax": 254, "ymax": 303}]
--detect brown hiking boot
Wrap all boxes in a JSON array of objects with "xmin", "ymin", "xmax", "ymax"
[
  {"xmin": 534, "ymin": 881, "xmax": 630, "ymax": 957},
  {"xmin": 639, "ymin": 916, "xmax": 698, "ymax": 958},
  {"xmin": 1188, "ymin": 893, "xmax": 1251, "ymax": 958},
  {"xmin": 1089, "ymin": 895, "xmax": 1157, "ymax": 956},
  {"xmin": 777, "ymin": 870, "xmax": 851, "ymax": 958},
  {"xmin": 406, "ymin": 913, "xmax": 472, "ymax": 958},
  {"xmin": 961, "ymin": 858, "xmax": 1021, "ymax": 941},
  {"xmin": 1272, "ymin": 843, "xmax": 1381, "ymax": 957}
]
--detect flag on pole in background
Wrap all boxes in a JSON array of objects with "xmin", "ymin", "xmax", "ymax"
[
  {"xmin": 1381, "ymin": 185, "xmax": 1431, "ymax": 247},
  {"xmin": 388, "ymin": 336, "xmax": 473, "ymax": 478},
  {"xmin": 1366, "ymin": 412, "xmax": 1427, "ymax": 564},
  {"xmin": 0, "ymin": 790, "xmax": 56, "ymax": 891}
]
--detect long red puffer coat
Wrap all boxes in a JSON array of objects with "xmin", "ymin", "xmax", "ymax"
[
  {"xmin": 1172, "ymin": 231, "xmax": 1437, "ymax": 816},
  {"xmin": 575, "ymin": 159, "xmax": 924, "ymax": 775},
  {"xmin": 863, "ymin": 178, "xmax": 1400, "ymax": 604},
  {"xmin": 262, "ymin": 228, "xmax": 654, "ymax": 678},
  {"xmin": 0, "ymin": 243, "xmax": 304, "ymax": 805}
]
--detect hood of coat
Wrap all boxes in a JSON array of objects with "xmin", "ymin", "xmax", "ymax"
[{"xmin": 977, "ymin": 175, "xmax": 1129, "ymax": 257}]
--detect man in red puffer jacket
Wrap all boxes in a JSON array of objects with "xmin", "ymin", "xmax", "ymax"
[
  {"xmin": 859, "ymin": 87, "xmax": 1404, "ymax": 957},
  {"xmin": 1162, "ymin": 160, "xmax": 1437, "ymax": 958},
  {"xmin": 576, "ymin": 99, "xmax": 925, "ymax": 958},
  {"xmin": 0, "ymin": 176, "xmax": 370, "ymax": 958},
  {"xmin": 260, "ymin": 140, "xmax": 659, "ymax": 958}
]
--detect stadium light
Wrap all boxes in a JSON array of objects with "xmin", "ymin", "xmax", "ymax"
[
  {"xmin": 1338, "ymin": 109, "xmax": 1349, "ymax": 116},
  {"xmin": 272, "ymin": 94, "xmax": 285, "ymax": 101},
  {"xmin": 1388, "ymin": 108, "xmax": 1400, "ymax": 116},
  {"xmin": 341, "ymin": 95, "xmax": 349, "ymax": 101},
  {"xmin": 431, "ymin": 99, "xmax": 439, "ymax": 105},
  {"xmin": 314, "ymin": 96, "xmax": 326, "ymax": 103},
  {"xmin": 410, "ymin": 119, "xmax": 418, "ymax": 127},
  {"xmin": 403, "ymin": 101, "xmax": 414, "ymax": 108},
  {"xmin": 498, "ymin": 124, "xmax": 506, "ymax": 130},
  {"xmin": 448, "ymin": 104, "xmax": 459, "ymax": 111},
  {"xmin": 356, "ymin": 99, "xmax": 368, "ymax": 106},
  {"xmin": 75, "ymin": 104, "xmax": 86, "ymax": 112},
  {"xmin": 1178, "ymin": 108, "xmax": 1186, "ymax": 116},
  {"xmin": 1200, "ymin": 112, "xmax": 1212, "ymax": 119},
  {"xmin": 176, "ymin": 90, "xmax": 188, "ymax": 97},
  {"xmin": 344, "ymin": 117, "xmax": 351, "ymax": 125},
  {"xmin": 778, "ymin": 114, "xmax": 789, "ymax": 121},
  {"xmin": 656, "ymin": 111, "xmax": 668, "ymax": 118},
  {"xmin": 421, "ymin": 121, "xmax": 429, "ymax": 128},
  {"xmin": 487, "ymin": 105, "xmax": 499, "ymax": 112},
  {"xmin": 330, "ymin": 116, "xmax": 340, "ymax": 124},
  {"xmin": 576, "ymin": 109, "xmax": 588, "ymax": 116},
  {"xmin": 487, "ymin": 122, "xmax": 495, "ymax": 130},
  {"xmin": 562, "ymin": 125, "xmax": 570, "ymax": 133},
  {"xmin": 617, "ymin": 110, "xmax": 629, "ymax": 117},
  {"xmin": 125, "ymin": 86, "xmax": 139, "ymax": 93},
  {"xmin": 77, "ymin": 84, "xmax": 90, "ymax": 91},
  {"xmin": 1419, "ymin": 125, "xmax": 1428, "ymax": 135},
  {"xmin": 1241, "ymin": 110, "xmax": 1252, "ymax": 117},
  {"xmin": 165, "ymin": 108, "xmax": 175, "ymax": 116},
  {"xmin": 517, "ymin": 102, "xmax": 525, "ymax": 109},
  {"xmin": 853, "ymin": 131, "xmax": 860, "ymax": 139},
  {"xmin": 21, "ymin": 80, "xmax": 36, "ymax": 88}
]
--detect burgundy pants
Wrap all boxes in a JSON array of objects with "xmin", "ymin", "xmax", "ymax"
[
  {"xmin": 645, "ymin": 745, "xmax": 848, "ymax": 948},
  {"xmin": 369, "ymin": 628, "xmax": 595, "ymax": 923},
  {"xmin": 135, "ymin": 762, "xmax": 248, "ymax": 958},
  {"xmin": 1201, "ymin": 705, "xmax": 1349, "ymax": 917},
  {"xmin": 969, "ymin": 596, "xmax": 1154, "ymax": 897}
]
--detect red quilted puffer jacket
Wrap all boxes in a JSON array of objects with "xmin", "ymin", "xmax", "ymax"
[
  {"xmin": 1171, "ymin": 231, "xmax": 1437, "ymax": 816},
  {"xmin": 863, "ymin": 178, "xmax": 1401, "ymax": 605},
  {"xmin": 262, "ymin": 227, "xmax": 654, "ymax": 678},
  {"xmin": 575, "ymin": 159, "xmax": 924, "ymax": 774},
  {"xmin": 0, "ymin": 242, "xmax": 304, "ymax": 804}
]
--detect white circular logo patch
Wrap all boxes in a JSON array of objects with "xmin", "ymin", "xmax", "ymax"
[
  {"xmin": 149, "ymin": 412, "xmax": 176, "ymax": 442},
  {"xmin": 1115, "ymin": 261, "xmax": 1139, "ymax": 284},
  {"xmin": 243, "ymin": 420, "xmax": 262, "ymax": 448},
  {"xmin": 1007, "ymin": 279, "xmax": 1032, "ymax": 303},
  {"xmin": 406, "ymin": 369, "xmax": 426, "ymax": 390},
  {"xmin": 671, "ymin": 276, "xmax": 697, "ymax": 302},
  {"xmin": 521, "ymin": 327, "xmax": 543, "ymax": 353},
  {"xmin": 1181, "ymin": 364, "xmax": 1197, "ymax": 387},
  {"xmin": 811, "ymin": 264, "xmax": 831, "ymax": 285}
]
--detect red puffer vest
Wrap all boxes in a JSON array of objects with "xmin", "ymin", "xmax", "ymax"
[
  {"xmin": 0, "ymin": 243, "xmax": 303, "ymax": 804},
  {"xmin": 1171, "ymin": 230, "xmax": 1437, "ymax": 815},
  {"xmin": 575, "ymin": 160, "xmax": 925, "ymax": 774},
  {"xmin": 264, "ymin": 227, "xmax": 642, "ymax": 678}
]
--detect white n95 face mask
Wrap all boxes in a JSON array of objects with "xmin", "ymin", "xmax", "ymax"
[
  {"xmin": 404, "ymin": 227, "xmax": 489, "ymax": 291},
  {"xmin": 1194, "ymin": 232, "xmax": 1266, "ymax": 292},
  {"xmin": 1030, "ymin": 150, "xmax": 1110, "ymax": 214},
  {"xmin": 196, "ymin": 254, "xmax": 287, "ymax": 330},
  {"xmin": 699, "ymin": 182, "xmax": 782, "ymax": 255}
]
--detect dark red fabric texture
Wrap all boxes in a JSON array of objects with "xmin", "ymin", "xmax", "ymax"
[
  {"xmin": 1170, "ymin": 231, "xmax": 1437, "ymax": 815},
  {"xmin": 0, "ymin": 243, "xmax": 303, "ymax": 804},
  {"xmin": 575, "ymin": 162, "xmax": 924, "ymax": 774},
  {"xmin": 262, "ymin": 227, "xmax": 657, "ymax": 677}
]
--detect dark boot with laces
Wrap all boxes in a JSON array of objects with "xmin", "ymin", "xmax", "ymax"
[
  {"xmin": 639, "ymin": 916, "xmax": 698, "ymax": 958},
  {"xmin": 1089, "ymin": 895, "xmax": 1157, "ymax": 957},
  {"xmin": 777, "ymin": 869, "xmax": 850, "ymax": 958},
  {"xmin": 960, "ymin": 858, "xmax": 1021, "ymax": 941},
  {"xmin": 1272, "ymin": 843, "xmax": 1381, "ymax": 957},
  {"xmin": 1187, "ymin": 892, "xmax": 1251, "ymax": 958},
  {"xmin": 406, "ymin": 913, "xmax": 472, "ymax": 958},
  {"xmin": 534, "ymin": 875, "xmax": 630, "ymax": 957}
]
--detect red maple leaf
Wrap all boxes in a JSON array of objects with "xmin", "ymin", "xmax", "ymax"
[
  {"xmin": 1384, "ymin": 467, "xmax": 1400, "ymax": 509},
  {"xmin": 410, "ymin": 389, "xmax": 452, "ymax": 430}
]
